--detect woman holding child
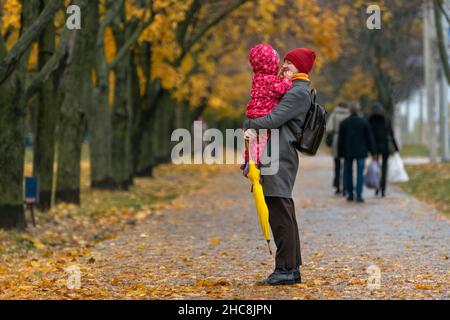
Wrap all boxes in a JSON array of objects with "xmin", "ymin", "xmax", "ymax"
[{"xmin": 244, "ymin": 46, "xmax": 316, "ymax": 285}]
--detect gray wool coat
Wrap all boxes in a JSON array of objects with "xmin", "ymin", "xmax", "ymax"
[{"xmin": 244, "ymin": 80, "xmax": 311, "ymax": 199}]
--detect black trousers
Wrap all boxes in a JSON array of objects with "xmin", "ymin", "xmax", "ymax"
[
  {"xmin": 265, "ymin": 197, "xmax": 302, "ymax": 270},
  {"xmin": 333, "ymin": 158, "xmax": 342, "ymax": 191},
  {"xmin": 378, "ymin": 152, "xmax": 389, "ymax": 194}
]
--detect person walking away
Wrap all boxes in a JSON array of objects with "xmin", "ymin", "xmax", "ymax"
[
  {"xmin": 368, "ymin": 103, "xmax": 399, "ymax": 197},
  {"xmin": 338, "ymin": 103, "xmax": 376, "ymax": 203},
  {"xmin": 326, "ymin": 101, "xmax": 350, "ymax": 195}
]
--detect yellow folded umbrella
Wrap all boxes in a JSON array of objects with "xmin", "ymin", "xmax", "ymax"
[{"xmin": 245, "ymin": 141, "xmax": 272, "ymax": 255}]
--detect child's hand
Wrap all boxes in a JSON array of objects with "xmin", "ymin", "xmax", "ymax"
[
  {"xmin": 240, "ymin": 162, "xmax": 250, "ymax": 178},
  {"xmin": 284, "ymin": 70, "xmax": 293, "ymax": 79},
  {"xmin": 278, "ymin": 68, "xmax": 285, "ymax": 79}
]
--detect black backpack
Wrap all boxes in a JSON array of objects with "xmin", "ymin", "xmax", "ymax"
[{"xmin": 287, "ymin": 89, "xmax": 327, "ymax": 156}]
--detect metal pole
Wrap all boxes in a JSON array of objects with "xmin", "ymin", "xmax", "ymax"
[
  {"xmin": 405, "ymin": 98, "xmax": 410, "ymax": 145},
  {"xmin": 440, "ymin": 72, "xmax": 449, "ymax": 161},
  {"xmin": 440, "ymin": 0, "xmax": 450, "ymax": 161},
  {"xmin": 419, "ymin": 87, "xmax": 425, "ymax": 144},
  {"xmin": 424, "ymin": 0, "xmax": 439, "ymax": 163}
]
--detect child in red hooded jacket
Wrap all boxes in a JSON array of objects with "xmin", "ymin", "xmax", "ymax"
[{"xmin": 243, "ymin": 44, "xmax": 292, "ymax": 171}]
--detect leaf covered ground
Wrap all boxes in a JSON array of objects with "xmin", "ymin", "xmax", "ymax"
[
  {"xmin": 0, "ymin": 161, "xmax": 234, "ymax": 298},
  {"xmin": 0, "ymin": 157, "xmax": 449, "ymax": 299}
]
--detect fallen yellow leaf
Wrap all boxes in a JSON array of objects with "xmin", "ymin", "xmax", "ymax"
[{"xmin": 209, "ymin": 237, "xmax": 221, "ymax": 245}]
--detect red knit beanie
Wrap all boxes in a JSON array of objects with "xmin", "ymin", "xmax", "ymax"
[{"xmin": 284, "ymin": 48, "xmax": 316, "ymax": 74}]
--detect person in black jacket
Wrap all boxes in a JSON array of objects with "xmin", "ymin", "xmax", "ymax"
[
  {"xmin": 338, "ymin": 103, "xmax": 376, "ymax": 202},
  {"xmin": 368, "ymin": 103, "xmax": 399, "ymax": 197}
]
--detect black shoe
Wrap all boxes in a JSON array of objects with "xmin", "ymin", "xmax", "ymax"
[
  {"xmin": 347, "ymin": 196, "xmax": 354, "ymax": 202},
  {"xmin": 265, "ymin": 269, "xmax": 301, "ymax": 286},
  {"xmin": 356, "ymin": 198, "xmax": 365, "ymax": 203},
  {"xmin": 281, "ymin": 267, "xmax": 301, "ymax": 282},
  {"xmin": 335, "ymin": 189, "xmax": 341, "ymax": 195},
  {"xmin": 375, "ymin": 189, "xmax": 379, "ymax": 196},
  {"xmin": 293, "ymin": 268, "xmax": 301, "ymax": 282}
]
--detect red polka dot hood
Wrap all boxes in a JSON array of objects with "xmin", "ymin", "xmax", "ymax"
[
  {"xmin": 249, "ymin": 44, "xmax": 280, "ymax": 75},
  {"xmin": 246, "ymin": 44, "xmax": 292, "ymax": 119}
]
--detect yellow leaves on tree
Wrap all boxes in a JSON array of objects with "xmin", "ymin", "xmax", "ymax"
[
  {"xmin": 1, "ymin": 0, "xmax": 345, "ymax": 121},
  {"xmin": 1, "ymin": 0, "xmax": 21, "ymax": 36},
  {"xmin": 125, "ymin": 0, "xmax": 146, "ymax": 21},
  {"xmin": 204, "ymin": 72, "xmax": 249, "ymax": 120},
  {"xmin": 1, "ymin": 0, "xmax": 21, "ymax": 49},
  {"xmin": 104, "ymin": 27, "xmax": 117, "ymax": 64},
  {"xmin": 137, "ymin": 2, "xmax": 191, "ymax": 90},
  {"xmin": 340, "ymin": 66, "xmax": 377, "ymax": 102}
]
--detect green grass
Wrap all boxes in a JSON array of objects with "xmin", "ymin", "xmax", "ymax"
[
  {"xmin": 400, "ymin": 144, "xmax": 430, "ymax": 158},
  {"xmin": 400, "ymin": 163, "xmax": 450, "ymax": 215}
]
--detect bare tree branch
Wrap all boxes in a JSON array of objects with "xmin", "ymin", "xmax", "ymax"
[
  {"xmin": 437, "ymin": 0, "xmax": 450, "ymax": 24},
  {"xmin": 22, "ymin": 29, "xmax": 75, "ymax": 103},
  {"xmin": 0, "ymin": 0, "xmax": 62, "ymax": 84},
  {"xmin": 434, "ymin": 0, "xmax": 450, "ymax": 84},
  {"xmin": 178, "ymin": 0, "xmax": 250, "ymax": 63}
]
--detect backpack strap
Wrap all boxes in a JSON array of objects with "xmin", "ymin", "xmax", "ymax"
[
  {"xmin": 310, "ymin": 89, "xmax": 317, "ymax": 105},
  {"xmin": 287, "ymin": 120, "xmax": 303, "ymax": 139}
]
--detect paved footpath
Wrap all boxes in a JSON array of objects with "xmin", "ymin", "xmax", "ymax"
[{"xmin": 84, "ymin": 156, "xmax": 449, "ymax": 299}]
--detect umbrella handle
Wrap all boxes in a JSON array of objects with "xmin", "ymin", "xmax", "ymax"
[
  {"xmin": 267, "ymin": 240, "xmax": 272, "ymax": 256},
  {"xmin": 245, "ymin": 139, "xmax": 249, "ymax": 160}
]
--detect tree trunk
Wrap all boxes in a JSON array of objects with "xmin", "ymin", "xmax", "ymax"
[
  {"xmin": 124, "ymin": 53, "xmax": 139, "ymax": 186},
  {"xmin": 88, "ymin": 0, "xmax": 116, "ymax": 189},
  {"xmin": 55, "ymin": 33, "xmax": 88, "ymax": 205},
  {"xmin": 111, "ymin": 57, "xmax": 132, "ymax": 189},
  {"xmin": 55, "ymin": 102, "xmax": 86, "ymax": 204},
  {"xmin": 132, "ymin": 85, "xmax": 163, "ymax": 177},
  {"xmin": 89, "ymin": 72, "xmax": 114, "ymax": 189},
  {"xmin": 134, "ymin": 116, "xmax": 157, "ymax": 177},
  {"xmin": 110, "ymin": 13, "xmax": 137, "ymax": 190},
  {"xmin": 131, "ymin": 43, "xmax": 155, "ymax": 177},
  {"xmin": 152, "ymin": 91, "xmax": 176, "ymax": 165},
  {"xmin": 33, "ymin": 0, "xmax": 58, "ymax": 211},
  {"xmin": 55, "ymin": 0, "xmax": 93, "ymax": 204},
  {"xmin": 0, "ymin": 0, "xmax": 43, "ymax": 229},
  {"xmin": 0, "ymin": 74, "xmax": 27, "ymax": 229}
]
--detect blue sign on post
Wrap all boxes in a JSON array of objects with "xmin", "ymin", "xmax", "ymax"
[
  {"xmin": 25, "ymin": 177, "xmax": 39, "ymax": 204},
  {"xmin": 24, "ymin": 177, "xmax": 38, "ymax": 227}
]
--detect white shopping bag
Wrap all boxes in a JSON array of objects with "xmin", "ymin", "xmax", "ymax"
[{"xmin": 388, "ymin": 152, "xmax": 409, "ymax": 183}]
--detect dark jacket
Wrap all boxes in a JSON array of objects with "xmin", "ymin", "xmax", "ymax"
[
  {"xmin": 338, "ymin": 114, "xmax": 376, "ymax": 159},
  {"xmin": 244, "ymin": 80, "xmax": 311, "ymax": 198},
  {"xmin": 368, "ymin": 114, "xmax": 399, "ymax": 155}
]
